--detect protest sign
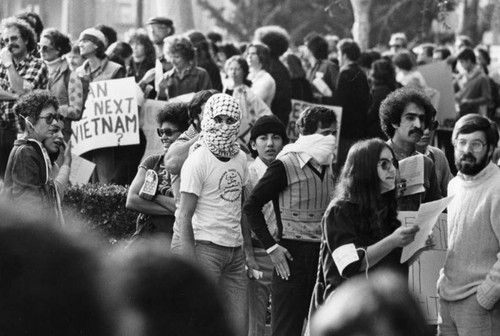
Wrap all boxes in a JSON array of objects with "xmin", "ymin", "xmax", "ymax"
[
  {"xmin": 71, "ymin": 77, "xmax": 139, "ymax": 156},
  {"xmin": 69, "ymin": 155, "xmax": 95, "ymax": 185}
]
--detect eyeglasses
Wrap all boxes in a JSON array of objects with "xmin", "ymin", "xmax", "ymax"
[
  {"xmin": 454, "ymin": 139, "xmax": 486, "ymax": 153},
  {"xmin": 39, "ymin": 114, "xmax": 64, "ymax": 124},
  {"xmin": 390, "ymin": 44, "xmax": 403, "ymax": 49},
  {"xmin": 37, "ymin": 43, "xmax": 56, "ymax": 53},
  {"xmin": 157, "ymin": 127, "xmax": 180, "ymax": 137},
  {"xmin": 378, "ymin": 158, "xmax": 398, "ymax": 171}
]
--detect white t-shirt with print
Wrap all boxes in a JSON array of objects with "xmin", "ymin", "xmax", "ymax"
[{"xmin": 180, "ymin": 145, "xmax": 249, "ymax": 247}]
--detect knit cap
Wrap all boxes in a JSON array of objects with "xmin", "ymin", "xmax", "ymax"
[
  {"xmin": 78, "ymin": 28, "xmax": 106, "ymax": 50},
  {"xmin": 250, "ymin": 115, "xmax": 288, "ymax": 143}
]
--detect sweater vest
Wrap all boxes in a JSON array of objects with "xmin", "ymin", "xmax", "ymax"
[{"xmin": 278, "ymin": 152, "xmax": 334, "ymax": 242}]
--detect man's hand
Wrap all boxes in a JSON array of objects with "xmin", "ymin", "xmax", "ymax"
[
  {"xmin": 269, "ymin": 245, "xmax": 293, "ymax": 280},
  {"xmin": 245, "ymin": 254, "xmax": 260, "ymax": 279},
  {"xmin": 0, "ymin": 47, "xmax": 13, "ymax": 65}
]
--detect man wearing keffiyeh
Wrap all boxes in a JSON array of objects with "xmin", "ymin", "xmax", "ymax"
[{"xmin": 177, "ymin": 93, "xmax": 250, "ymax": 336}]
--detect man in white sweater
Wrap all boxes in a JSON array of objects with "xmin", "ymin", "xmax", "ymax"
[{"xmin": 437, "ymin": 113, "xmax": 500, "ymax": 336}]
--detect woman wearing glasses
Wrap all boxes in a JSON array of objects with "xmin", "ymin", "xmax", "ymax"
[
  {"xmin": 38, "ymin": 28, "xmax": 84, "ymax": 143},
  {"xmin": 308, "ymin": 138, "xmax": 420, "ymax": 318},
  {"xmin": 126, "ymin": 102, "xmax": 189, "ymax": 245},
  {"xmin": 3, "ymin": 90, "xmax": 66, "ymax": 225}
]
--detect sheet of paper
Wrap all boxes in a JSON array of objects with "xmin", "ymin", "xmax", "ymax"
[
  {"xmin": 400, "ymin": 196, "xmax": 454, "ymax": 263},
  {"xmin": 69, "ymin": 155, "xmax": 96, "ymax": 185},
  {"xmin": 399, "ymin": 155, "xmax": 425, "ymax": 196}
]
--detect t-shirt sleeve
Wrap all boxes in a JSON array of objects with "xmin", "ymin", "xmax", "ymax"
[
  {"xmin": 180, "ymin": 150, "xmax": 204, "ymax": 196},
  {"xmin": 139, "ymin": 154, "xmax": 159, "ymax": 170}
]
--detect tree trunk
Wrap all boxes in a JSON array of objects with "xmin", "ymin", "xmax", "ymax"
[
  {"xmin": 492, "ymin": 0, "xmax": 500, "ymax": 44},
  {"xmin": 351, "ymin": 0, "xmax": 372, "ymax": 50},
  {"xmin": 458, "ymin": 0, "xmax": 479, "ymax": 44}
]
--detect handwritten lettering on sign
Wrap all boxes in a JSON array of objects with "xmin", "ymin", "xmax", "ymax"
[{"xmin": 71, "ymin": 77, "xmax": 139, "ymax": 156}]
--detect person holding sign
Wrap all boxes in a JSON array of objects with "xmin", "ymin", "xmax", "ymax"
[
  {"xmin": 126, "ymin": 103, "xmax": 189, "ymax": 245},
  {"xmin": 437, "ymin": 114, "xmax": 500, "ymax": 336},
  {"xmin": 76, "ymin": 27, "xmax": 126, "ymax": 184},
  {"xmin": 306, "ymin": 139, "xmax": 420, "ymax": 324}
]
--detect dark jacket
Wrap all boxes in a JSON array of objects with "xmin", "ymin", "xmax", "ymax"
[{"xmin": 268, "ymin": 58, "xmax": 292, "ymax": 126}]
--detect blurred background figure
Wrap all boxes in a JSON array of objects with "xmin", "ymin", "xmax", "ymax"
[
  {"xmin": 414, "ymin": 43, "xmax": 436, "ymax": 66},
  {"xmin": 126, "ymin": 31, "xmax": 156, "ymax": 83},
  {"xmin": 39, "ymin": 28, "xmax": 82, "ymax": 141},
  {"xmin": 66, "ymin": 44, "xmax": 85, "ymax": 71},
  {"xmin": 157, "ymin": 35, "xmax": 212, "ymax": 101},
  {"xmin": 367, "ymin": 59, "xmax": 400, "ymax": 139},
  {"xmin": 253, "ymin": 25, "xmax": 292, "ymax": 126},
  {"xmin": 109, "ymin": 238, "xmax": 234, "ymax": 336},
  {"xmin": 106, "ymin": 41, "xmax": 133, "ymax": 68},
  {"xmin": 223, "ymin": 55, "xmax": 272, "ymax": 147},
  {"xmin": 186, "ymin": 30, "xmax": 223, "ymax": 92},
  {"xmin": 0, "ymin": 204, "xmax": 116, "ymax": 336},
  {"xmin": 304, "ymin": 33, "xmax": 339, "ymax": 105},
  {"xmin": 310, "ymin": 270, "xmax": 431, "ymax": 336},
  {"xmin": 282, "ymin": 52, "xmax": 314, "ymax": 103},
  {"xmin": 246, "ymin": 43, "xmax": 276, "ymax": 108}
]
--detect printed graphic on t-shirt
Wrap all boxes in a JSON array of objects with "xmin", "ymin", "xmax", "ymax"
[{"xmin": 219, "ymin": 168, "xmax": 243, "ymax": 202}]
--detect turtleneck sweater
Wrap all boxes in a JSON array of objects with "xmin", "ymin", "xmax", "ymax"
[{"xmin": 437, "ymin": 162, "xmax": 500, "ymax": 309}]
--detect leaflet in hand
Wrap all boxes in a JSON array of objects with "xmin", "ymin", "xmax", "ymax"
[
  {"xmin": 399, "ymin": 195, "xmax": 454, "ymax": 263},
  {"xmin": 399, "ymin": 155, "xmax": 425, "ymax": 196}
]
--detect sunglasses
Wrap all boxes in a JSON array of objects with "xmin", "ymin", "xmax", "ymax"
[
  {"xmin": 428, "ymin": 120, "xmax": 439, "ymax": 131},
  {"xmin": 378, "ymin": 158, "xmax": 398, "ymax": 171},
  {"xmin": 39, "ymin": 113, "xmax": 64, "ymax": 124},
  {"xmin": 157, "ymin": 127, "xmax": 180, "ymax": 137},
  {"xmin": 37, "ymin": 43, "xmax": 56, "ymax": 53}
]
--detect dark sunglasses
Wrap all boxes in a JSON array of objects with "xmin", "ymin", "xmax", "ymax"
[
  {"xmin": 39, "ymin": 113, "xmax": 64, "ymax": 124},
  {"xmin": 428, "ymin": 119, "xmax": 439, "ymax": 131},
  {"xmin": 37, "ymin": 43, "xmax": 56, "ymax": 52},
  {"xmin": 378, "ymin": 158, "xmax": 399, "ymax": 171},
  {"xmin": 157, "ymin": 127, "xmax": 180, "ymax": 137}
]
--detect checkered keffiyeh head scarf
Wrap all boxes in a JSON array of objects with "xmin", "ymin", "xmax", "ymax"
[{"xmin": 201, "ymin": 93, "xmax": 241, "ymax": 158}]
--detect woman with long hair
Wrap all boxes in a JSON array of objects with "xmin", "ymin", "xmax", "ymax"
[
  {"xmin": 246, "ymin": 43, "xmax": 276, "ymax": 107},
  {"xmin": 309, "ymin": 138, "xmax": 420, "ymax": 315}
]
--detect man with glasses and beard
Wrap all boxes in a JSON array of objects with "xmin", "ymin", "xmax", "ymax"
[
  {"xmin": 0, "ymin": 17, "xmax": 47, "ymax": 178},
  {"xmin": 437, "ymin": 114, "xmax": 500, "ymax": 336},
  {"xmin": 379, "ymin": 87, "xmax": 441, "ymax": 211}
]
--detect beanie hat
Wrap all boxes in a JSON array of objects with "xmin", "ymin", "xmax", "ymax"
[
  {"xmin": 250, "ymin": 115, "xmax": 288, "ymax": 143},
  {"xmin": 79, "ymin": 28, "xmax": 106, "ymax": 50}
]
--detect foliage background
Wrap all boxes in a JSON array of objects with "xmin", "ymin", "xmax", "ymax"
[{"xmin": 198, "ymin": 0, "xmax": 497, "ymax": 48}]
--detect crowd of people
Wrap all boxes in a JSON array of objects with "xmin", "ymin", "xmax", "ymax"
[{"xmin": 1, "ymin": 9, "xmax": 500, "ymax": 336}]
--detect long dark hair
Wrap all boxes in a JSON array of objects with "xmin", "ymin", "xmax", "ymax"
[{"xmin": 333, "ymin": 139, "xmax": 399, "ymax": 230}]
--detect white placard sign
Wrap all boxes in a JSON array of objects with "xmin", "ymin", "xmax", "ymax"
[{"xmin": 71, "ymin": 77, "xmax": 140, "ymax": 156}]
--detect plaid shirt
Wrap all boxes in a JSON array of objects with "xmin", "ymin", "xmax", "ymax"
[{"xmin": 0, "ymin": 54, "xmax": 48, "ymax": 127}]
